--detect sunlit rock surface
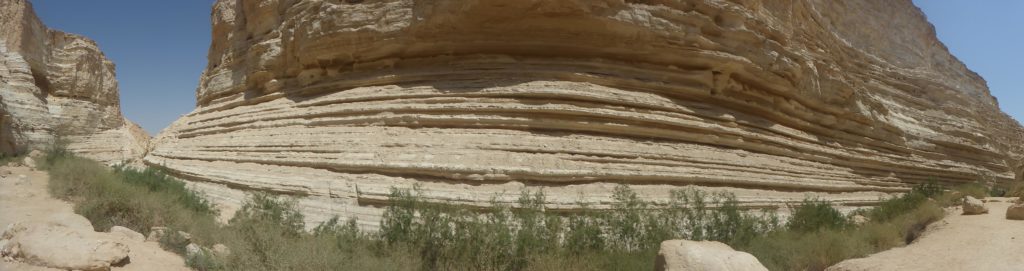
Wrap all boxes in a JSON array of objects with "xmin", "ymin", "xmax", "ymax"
[
  {"xmin": 147, "ymin": 0, "xmax": 1024, "ymax": 228},
  {"xmin": 0, "ymin": 0, "xmax": 149, "ymax": 163}
]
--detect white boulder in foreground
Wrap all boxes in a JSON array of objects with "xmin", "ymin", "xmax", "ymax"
[
  {"xmin": 962, "ymin": 196, "xmax": 988, "ymax": 215},
  {"xmin": 1, "ymin": 222, "xmax": 129, "ymax": 271},
  {"xmin": 656, "ymin": 240, "xmax": 768, "ymax": 271}
]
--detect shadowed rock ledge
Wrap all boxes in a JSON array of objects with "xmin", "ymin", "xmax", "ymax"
[
  {"xmin": 0, "ymin": 0, "xmax": 150, "ymax": 163},
  {"xmin": 146, "ymin": 0, "xmax": 1024, "ymax": 228}
]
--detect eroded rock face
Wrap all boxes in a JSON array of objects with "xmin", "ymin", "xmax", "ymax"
[
  {"xmin": 0, "ymin": 0, "xmax": 149, "ymax": 163},
  {"xmin": 147, "ymin": 0, "xmax": 1024, "ymax": 227}
]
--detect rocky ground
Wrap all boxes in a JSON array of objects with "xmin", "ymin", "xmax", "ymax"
[
  {"xmin": 829, "ymin": 198, "xmax": 1024, "ymax": 271},
  {"xmin": 0, "ymin": 164, "xmax": 187, "ymax": 271}
]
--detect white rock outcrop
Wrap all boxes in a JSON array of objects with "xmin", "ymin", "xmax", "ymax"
[
  {"xmin": 1, "ymin": 222, "xmax": 130, "ymax": 271},
  {"xmin": 656, "ymin": 240, "xmax": 768, "ymax": 271},
  {"xmin": 962, "ymin": 196, "xmax": 988, "ymax": 215},
  {"xmin": 0, "ymin": 0, "xmax": 149, "ymax": 164},
  {"xmin": 145, "ymin": 0, "xmax": 1024, "ymax": 228}
]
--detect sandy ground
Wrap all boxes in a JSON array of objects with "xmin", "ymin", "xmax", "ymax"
[
  {"xmin": 0, "ymin": 164, "xmax": 188, "ymax": 271},
  {"xmin": 829, "ymin": 198, "xmax": 1024, "ymax": 271}
]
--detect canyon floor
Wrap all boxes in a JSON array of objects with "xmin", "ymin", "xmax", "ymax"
[
  {"xmin": 0, "ymin": 164, "xmax": 188, "ymax": 271},
  {"xmin": 831, "ymin": 198, "xmax": 1024, "ymax": 271},
  {"xmin": 3, "ymin": 162, "xmax": 1024, "ymax": 271}
]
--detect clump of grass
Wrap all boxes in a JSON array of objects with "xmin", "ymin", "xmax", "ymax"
[
  {"xmin": 374, "ymin": 184, "xmax": 781, "ymax": 270},
  {"xmin": 1005, "ymin": 182, "xmax": 1024, "ymax": 198},
  {"xmin": 0, "ymin": 153, "xmax": 21, "ymax": 167},
  {"xmin": 42, "ymin": 151, "xmax": 418, "ymax": 271},
  {"xmin": 742, "ymin": 183, "xmax": 946, "ymax": 270},
  {"xmin": 787, "ymin": 198, "xmax": 850, "ymax": 233},
  {"xmin": 44, "ymin": 154, "xmax": 218, "ymax": 233},
  {"xmin": 953, "ymin": 182, "xmax": 989, "ymax": 199}
]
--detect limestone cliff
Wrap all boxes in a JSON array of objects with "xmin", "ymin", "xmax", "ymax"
[
  {"xmin": 148, "ymin": 0, "xmax": 1024, "ymax": 227},
  {"xmin": 0, "ymin": 0, "xmax": 149, "ymax": 163}
]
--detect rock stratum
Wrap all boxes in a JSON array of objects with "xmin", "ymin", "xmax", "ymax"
[
  {"xmin": 0, "ymin": 0, "xmax": 149, "ymax": 164},
  {"xmin": 147, "ymin": 0, "xmax": 1024, "ymax": 227}
]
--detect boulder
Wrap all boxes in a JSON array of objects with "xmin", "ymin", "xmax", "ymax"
[
  {"xmin": 27, "ymin": 150, "xmax": 43, "ymax": 158},
  {"xmin": 852, "ymin": 215, "xmax": 870, "ymax": 226},
  {"xmin": 962, "ymin": 196, "xmax": 989, "ymax": 215},
  {"xmin": 212, "ymin": 243, "xmax": 231, "ymax": 257},
  {"xmin": 1007, "ymin": 203, "xmax": 1024, "ymax": 220},
  {"xmin": 656, "ymin": 240, "xmax": 768, "ymax": 271},
  {"xmin": 146, "ymin": 227, "xmax": 168, "ymax": 242},
  {"xmin": 177, "ymin": 231, "xmax": 193, "ymax": 242},
  {"xmin": 185, "ymin": 243, "xmax": 204, "ymax": 259},
  {"xmin": 1, "ymin": 222, "xmax": 129, "ymax": 271},
  {"xmin": 109, "ymin": 226, "xmax": 145, "ymax": 242},
  {"xmin": 22, "ymin": 157, "xmax": 35, "ymax": 169}
]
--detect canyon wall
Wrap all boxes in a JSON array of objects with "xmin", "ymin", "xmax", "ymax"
[
  {"xmin": 0, "ymin": 0, "xmax": 149, "ymax": 163},
  {"xmin": 147, "ymin": 0, "xmax": 1024, "ymax": 227}
]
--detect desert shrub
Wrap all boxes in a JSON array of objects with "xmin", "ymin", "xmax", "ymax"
[
  {"xmin": 372, "ymin": 184, "xmax": 782, "ymax": 271},
  {"xmin": 787, "ymin": 198, "xmax": 850, "ymax": 233},
  {"xmin": 987, "ymin": 181, "xmax": 1024, "ymax": 198},
  {"xmin": 741, "ymin": 184, "xmax": 947, "ymax": 271},
  {"xmin": 42, "ymin": 150, "xmax": 420, "ymax": 271},
  {"xmin": 312, "ymin": 216, "xmax": 364, "ymax": 246},
  {"xmin": 114, "ymin": 166, "xmax": 216, "ymax": 214},
  {"xmin": 1006, "ymin": 182, "xmax": 1024, "ymax": 198},
  {"xmin": 229, "ymin": 192, "xmax": 305, "ymax": 237},
  {"xmin": 0, "ymin": 153, "xmax": 20, "ymax": 166},
  {"xmin": 954, "ymin": 182, "xmax": 989, "ymax": 199},
  {"xmin": 43, "ymin": 149, "xmax": 958, "ymax": 271}
]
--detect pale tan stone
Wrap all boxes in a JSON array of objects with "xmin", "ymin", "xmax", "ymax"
[
  {"xmin": 145, "ymin": 0, "xmax": 1024, "ymax": 228},
  {"xmin": 109, "ymin": 226, "xmax": 145, "ymax": 242},
  {"xmin": 1, "ymin": 222, "xmax": 129, "ymax": 271},
  {"xmin": 656, "ymin": 240, "xmax": 767, "ymax": 271},
  {"xmin": 963, "ymin": 196, "xmax": 989, "ymax": 215},
  {"xmin": 0, "ymin": 0, "xmax": 149, "ymax": 164},
  {"xmin": 852, "ymin": 215, "xmax": 870, "ymax": 226}
]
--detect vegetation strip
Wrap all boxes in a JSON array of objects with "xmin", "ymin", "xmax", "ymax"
[{"xmin": 40, "ymin": 147, "xmax": 975, "ymax": 271}]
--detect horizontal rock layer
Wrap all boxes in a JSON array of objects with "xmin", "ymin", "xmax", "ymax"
[
  {"xmin": 148, "ymin": 0, "xmax": 1024, "ymax": 228},
  {"xmin": 0, "ymin": 0, "xmax": 149, "ymax": 163}
]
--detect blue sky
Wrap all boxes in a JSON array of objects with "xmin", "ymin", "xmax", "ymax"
[
  {"xmin": 913, "ymin": 0, "xmax": 1024, "ymax": 125},
  {"xmin": 30, "ymin": 1, "xmax": 1022, "ymax": 134},
  {"xmin": 32, "ymin": 1, "xmax": 213, "ymax": 135}
]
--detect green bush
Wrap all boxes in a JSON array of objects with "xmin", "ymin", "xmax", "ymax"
[
  {"xmin": 1006, "ymin": 182, "xmax": 1024, "ymax": 198},
  {"xmin": 0, "ymin": 153, "xmax": 20, "ymax": 167},
  {"xmin": 787, "ymin": 198, "xmax": 850, "ymax": 233},
  {"xmin": 954, "ymin": 182, "xmax": 989, "ymax": 199}
]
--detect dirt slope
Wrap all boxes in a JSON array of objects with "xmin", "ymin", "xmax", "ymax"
[
  {"xmin": 0, "ymin": 164, "xmax": 187, "ymax": 271},
  {"xmin": 829, "ymin": 199, "xmax": 1024, "ymax": 271}
]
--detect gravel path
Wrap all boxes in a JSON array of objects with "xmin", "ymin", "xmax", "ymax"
[{"xmin": 829, "ymin": 198, "xmax": 1024, "ymax": 271}]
